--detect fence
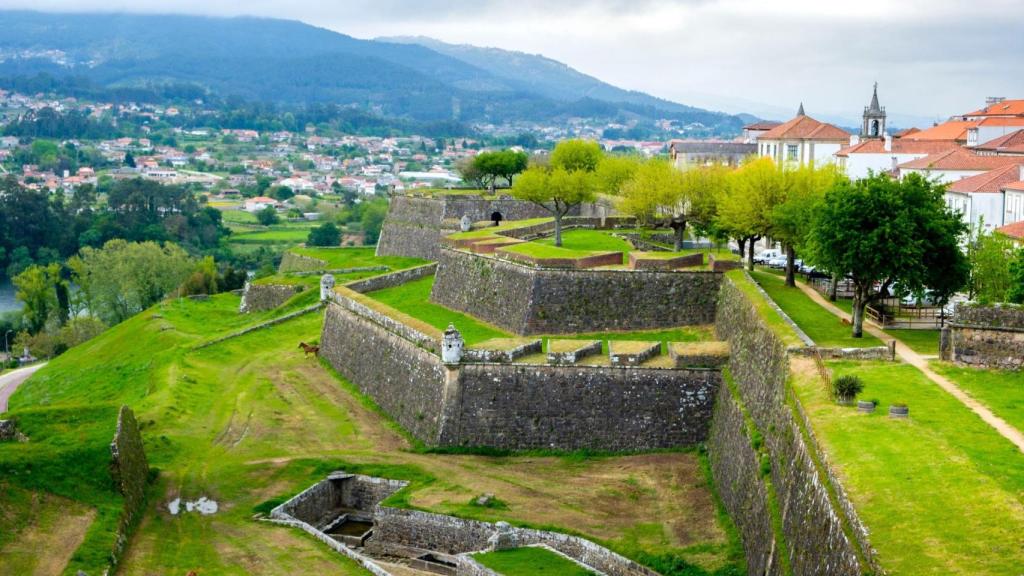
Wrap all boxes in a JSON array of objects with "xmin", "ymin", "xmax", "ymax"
[{"xmin": 866, "ymin": 298, "xmax": 949, "ymax": 329}]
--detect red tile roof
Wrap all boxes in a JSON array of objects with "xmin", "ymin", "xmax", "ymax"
[
  {"xmin": 894, "ymin": 127, "xmax": 920, "ymax": 137},
  {"xmin": 979, "ymin": 117, "xmax": 1024, "ymax": 127},
  {"xmin": 1005, "ymin": 180, "xmax": 1024, "ymax": 192},
  {"xmin": 743, "ymin": 121, "xmax": 782, "ymax": 131},
  {"xmin": 835, "ymin": 139, "xmax": 959, "ymax": 157},
  {"xmin": 996, "ymin": 220, "xmax": 1024, "ymax": 240},
  {"xmin": 946, "ymin": 163, "xmax": 1024, "ymax": 194},
  {"xmin": 975, "ymin": 129, "xmax": 1024, "ymax": 154},
  {"xmin": 900, "ymin": 121, "xmax": 976, "ymax": 142},
  {"xmin": 898, "ymin": 148, "xmax": 1024, "ymax": 171},
  {"xmin": 965, "ymin": 100, "xmax": 1024, "ymax": 118},
  {"xmin": 758, "ymin": 114, "xmax": 849, "ymax": 141}
]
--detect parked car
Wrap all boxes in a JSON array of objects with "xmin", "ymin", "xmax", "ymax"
[
  {"xmin": 754, "ymin": 249, "xmax": 782, "ymax": 264},
  {"xmin": 767, "ymin": 256, "xmax": 788, "ymax": 269}
]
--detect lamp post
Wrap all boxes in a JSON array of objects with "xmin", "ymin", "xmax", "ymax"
[{"xmin": 4, "ymin": 330, "xmax": 12, "ymax": 360}]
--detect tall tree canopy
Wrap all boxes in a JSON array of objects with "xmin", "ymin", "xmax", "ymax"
[
  {"xmin": 716, "ymin": 157, "xmax": 787, "ymax": 269},
  {"xmin": 772, "ymin": 163, "xmax": 845, "ymax": 286},
  {"xmin": 808, "ymin": 173, "xmax": 968, "ymax": 337}
]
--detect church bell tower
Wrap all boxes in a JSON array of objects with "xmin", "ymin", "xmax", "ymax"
[{"xmin": 861, "ymin": 82, "xmax": 886, "ymax": 139}]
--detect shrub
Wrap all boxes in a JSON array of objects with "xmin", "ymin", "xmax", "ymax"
[
  {"xmin": 256, "ymin": 206, "xmax": 279, "ymax": 226},
  {"xmin": 307, "ymin": 222, "xmax": 341, "ymax": 247},
  {"xmin": 833, "ymin": 374, "xmax": 865, "ymax": 402}
]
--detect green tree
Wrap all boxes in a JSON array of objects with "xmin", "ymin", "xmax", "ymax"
[
  {"xmin": 179, "ymin": 256, "xmax": 219, "ymax": 296},
  {"xmin": 968, "ymin": 227, "xmax": 1014, "ymax": 303},
  {"xmin": 472, "ymin": 150, "xmax": 529, "ymax": 189},
  {"xmin": 13, "ymin": 263, "xmax": 61, "ymax": 333},
  {"xmin": 550, "ymin": 139, "xmax": 603, "ymax": 172},
  {"xmin": 1008, "ymin": 249, "xmax": 1024, "ymax": 304},
  {"xmin": 808, "ymin": 173, "xmax": 969, "ymax": 337},
  {"xmin": 307, "ymin": 222, "xmax": 342, "ymax": 247},
  {"xmin": 360, "ymin": 200, "xmax": 389, "ymax": 245},
  {"xmin": 772, "ymin": 163, "xmax": 844, "ymax": 286},
  {"xmin": 717, "ymin": 158, "xmax": 786, "ymax": 270},
  {"xmin": 511, "ymin": 167, "xmax": 595, "ymax": 247},
  {"xmin": 256, "ymin": 206, "xmax": 280, "ymax": 226},
  {"xmin": 595, "ymin": 155, "xmax": 642, "ymax": 196},
  {"xmin": 69, "ymin": 239, "xmax": 194, "ymax": 325}
]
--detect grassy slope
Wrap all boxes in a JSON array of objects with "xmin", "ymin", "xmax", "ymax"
[
  {"xmin": 930, "ymin": 362, "xmax": 1024, "ymax": 432},
  {"xmin": 886, "ymin": 329, "xmax": 940, "ymax": 356},
  {"xmin": 792, "ymin": 360, "xmax": 1024, "ymax": 575},
  {"xmin": 474, "ymin": 547, "xmax": 596, "ymax": 575},
  {"xmin": 750, "ymin": 271, "xmax": 881, "ymax": 348},
  {"xmin": 6, "ymin": 271, "xmax": 742, "ymax": 574}
]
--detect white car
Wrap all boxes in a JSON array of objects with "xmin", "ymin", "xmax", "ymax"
[
  {"xmin": 754, "ymin": 249, "xmax": 782, "ymax": 264},
  {"xmin": 767, "ymin": 256, "xmax": 788, "ymax": 269}
]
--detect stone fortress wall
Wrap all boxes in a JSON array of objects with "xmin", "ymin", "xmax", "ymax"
[
  {"xmin": 318, "ymin": 268, "xmax": 720, "ymax": 451},
  {"xmin": 944, "ymin": 303, "xmax": 1024, "ymax": 370},
  {"xmin": 375, "ymin": 194, "xmax": 574, "ymax": 260},
  {"xmin": 431, "ymin": 248, "xmax": 721, "ymax": 335},
  {"xmin": 710, "ymin": 274, "xmax": 882, "ymax": 576}
]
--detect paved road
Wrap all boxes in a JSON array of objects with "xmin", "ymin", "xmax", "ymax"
[
  {"xmin": 792, "ymin": 280, "xmax": 1024, "ymax": 454},
  {"xmin": 0, "ymin": 363, "xmax": 46, "ymax": 413}
]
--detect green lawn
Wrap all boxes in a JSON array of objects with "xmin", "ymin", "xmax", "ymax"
[
  {"xmin": 448, "ymin": 217, "xmax": 553, "ymax": 241},
  {"xmin": 750, "ymin": 271, "xmax": 881, "ymax": 348},
  {"xmin": 500, "ymin": 242, "xmax": 607, "ymax": 260},
  {"xmin": 365, "ymin": 275, "xmax": 511, "ymax": 345},
  {"xmin": 474, "ymin": 547, "xmax": 596, "ymax": 575},
  {"xmin": 792, "ymin": 360, "xmax": 1024, "ymax": 575},
  {"xmin": 537, "ymin": 229, "xmax": 633, "ymax": 256},
  {"xmin": 931, "ymin": 362, "xmax": 1024, "ymax": 432},
  {"xmin": 5, "ymin": 289, "xmax": 742, "ymax": 575},
  {"xmin": 229, "ymin": 228, "xmax": 312, "ymax": 244},
  {"xmin": 289, "ymin": 246, "xmax": 427, "ymax": 271},
  {"xmin": 219, "ymin": 210, "xmax": 257, "ymax": 224},
  {"xmin": 724, "ymin": 270, "xmax": 803, "ymax": 347},
  {"xmin": 887, "ymin": 329, "xmax": 940, "ymax": 356}
]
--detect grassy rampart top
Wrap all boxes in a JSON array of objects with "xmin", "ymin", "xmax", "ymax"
[{"xmin": 723, "ymin": 270, "xmax": 803, "ymax": 348}]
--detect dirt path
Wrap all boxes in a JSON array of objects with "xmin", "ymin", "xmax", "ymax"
[
  {"xmin": 792, "ymin": 280, "xmax": 1024, "ymax": 453},
  {"xmin": 0, "ymin": 363, "xmax": 46, "ymax": 413}
]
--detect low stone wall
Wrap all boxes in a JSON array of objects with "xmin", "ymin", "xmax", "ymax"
[
  {"xmin": 273, "ymin": 473, "xmax": 407, "ymax": 529},
  {"xmin": 628, "ymin": 252, "xmax": 703, "ymax": 270},
  {"xmin": 193, "ymin": 303, "xmax": 324, "ymax": 351},
  {"xmin": 792, "ymin": 345, "xmax": 894, "ymax": 361},
  {"xmin": 369, "ymin": 507, "xmax": 657, "ymax": 576},
  {"xmin": 109, "ymin": 405, "xmax": 150, "ymax": 572},
  {"xmin": 431, "ymin": 248, "xmax": 721, "ymax": 335},
  {"xmin": 345, "ymin": 263, "xmax": 438, "ymax": 294},
  {"xmin": 712, "ymin": 274, "xmax": 878, "ymax": 576},
  {"xmin": 948, "ymin": 304, "xmax": 1024, "ymax": 370},
  {"xmin": 240, "ymin": 282, "xmax": 298, "ymax": 312},
  {"xmin": 279, "ymin": 251, "xmax": 329, "ymax": 273}
]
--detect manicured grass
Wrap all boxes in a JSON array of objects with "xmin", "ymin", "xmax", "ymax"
[
  {"xmin": 6, "ymin": 292, "xmax": 742, "ymax": 575},
  {"xmin": 474, "ymin": 547, "xmax": 596, "ymax": 575},
  {"xmin": 724, "ymin": 270, "xmax": 803, "ymax": 347},
  {"xmin": 499, "ymin": 242, "xmax": 609, "ymax": 260},
  {"xmin": 931, "ymin": 362, "xmax": 1024, "ymax": 432},
  {"xmin": 792, "ymin": 359, "xmax": 1024, "ymax": 575},
  {"xmin": 750, "ymin": 271, "xmax": 881, "ymax": 348},
  {"xmin": 229, "ymin": 228, "xmax": 312, "ymax": 244},
  {"xmin": 365, "ymin": 275, "xmax": 511, "ymax": 345},
  {"xmin": 290, "ymin": 246, "xmax": 427, "ymax": 271},
  {"xmin": 886, "ymin": 329, "xmax": 940, "ymax": 356},
  {"xmin": 536, "ymin": 229, "xmax": 633, "ymax": 256},
  {"xmin": 219, "ymin": 209, "xmax": 257, "ymax": 224}
]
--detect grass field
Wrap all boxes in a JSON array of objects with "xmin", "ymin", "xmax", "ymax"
[
  {"xmin": 791, "ymin": 358, "xmax": 1024, "ymax": 575},
  {"xmin": 220, "ymin": 210, "xmax": 257, "ymax": 224},
  {"xmin": 474, "ymin": 546, "xmax": 597, "ymax": 575},
  {"xmin": 930, "ymin": 362, "xmax": 1024, "ymax": 432},
  {"xmin": 750, "ymin": 271, "xmax": 881, "ymax": 348},
  {"xmin": 886, "ymin": 329, "xmax": 940, "ymax": 356},
  {"xmin": 536, "ymin": 229, "xmax": 633, "ymax": 259},
  {"xmin": 229, "ymin": 228, "xmax": 313, "ymax": 245},
  {"xmin": 4, "ymin": 285, "xmax": 743, "ymax": 575},
  {"xmin": 289, "ymin": 246, "xmax": 427, "ymax": 271}
]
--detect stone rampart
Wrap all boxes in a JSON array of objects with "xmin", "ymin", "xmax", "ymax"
[
  {"xmin": 431, "ymin": 248, "xmax": 720, "ymax": 335},
  {"xmin": 109, "ymin": 405, "xmax": 150, "ymax": 572},
  {"xmin": 320, "ymin": 291, "xmax": 719, "ymax": 451},
  {"xmin": 948, "ymin": 303, "xmax": 1024, "ymax": 370},
  {"xmin": 446, "ymin": 364, "xmax": 718, "ymax": 451},
  {"xmin": 711, "ymin": 274, "xmax": 879, "ymax": 576},
  {"xmin": 345, "ymin": 263, "xmax": 438, "ymax": 294},
  {"xmin": 240, "ymin": 283, "xmax": 298, "ymax": 312}
]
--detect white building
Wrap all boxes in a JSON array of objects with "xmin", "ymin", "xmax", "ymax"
[
  {"xmin": 942, "ymin": 163, "xmax": 1024, "ymax": 233},
  {"xmin": 898, "ymin": 148, "xmax": 1022, "ymax": 184},
  {"xmin": 244, "ymin": 196, "xmax": 279, "ymax": 212},
  {"xmin": 835, "ymin": 135, "xmax": 959, "ymax": 180},
  {"xmin": 756, "ymin": 104, "xmax": 849, "ymax": 166}
]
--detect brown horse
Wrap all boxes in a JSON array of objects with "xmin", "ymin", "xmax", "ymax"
[{"xmin": 298, "ymin": 342, "xmax": 320, "ymax": 357}]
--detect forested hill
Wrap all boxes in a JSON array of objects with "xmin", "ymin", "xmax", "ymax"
[{"xmin": 0, "ymin": 11, "xmax": 744, "ymax": 134}]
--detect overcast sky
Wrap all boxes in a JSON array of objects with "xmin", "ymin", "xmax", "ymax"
[{"xmin": 3, "ymin": 0, "xmax": 1023, "ymax": 124}]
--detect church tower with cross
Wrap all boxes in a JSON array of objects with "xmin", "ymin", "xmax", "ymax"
[{"xmin": 861, "ymin": 82, "xmax": 886, "ymax": 139}]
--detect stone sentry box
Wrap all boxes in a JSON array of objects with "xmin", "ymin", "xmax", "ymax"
[{"xmin": 944, "ymin": 303, "xmax": 1024, "ymax": 370}]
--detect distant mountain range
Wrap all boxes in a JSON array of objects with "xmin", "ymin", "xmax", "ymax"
[{"xmin": 0, "ymin": 11, "xmax": 746, "ymax": 135}]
